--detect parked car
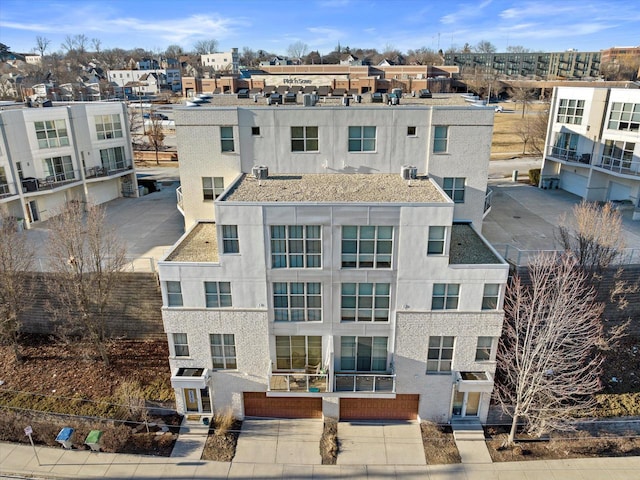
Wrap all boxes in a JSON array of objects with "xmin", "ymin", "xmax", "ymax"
[
  {"xmin": 371, "ymin": 92, "xmax": 383, "ymax": 103},
  {"xmin": 149, "ymin": 112, "xmax": 168, "ymax": 120},
  {"xmin": 237, "ymin": 89, "xmax": 249, "ymax": 99},
  {"xmin": 418, "ymin": 89, "xmax": 432, "ymax": 98},
  {"xmin": 495, "ymin": 105, "xmax": 504, "ymax": 113}
]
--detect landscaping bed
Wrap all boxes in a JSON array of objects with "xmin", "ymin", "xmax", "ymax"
[
  {"xmin": 201, "ymin": 413, "xmax": 242, "ymax": 462},
  {"xmin": 421, "ymin": 422, "xmax": 461, "ymax": 464},
  {"xmin": 320, "ymin": 420, "xmax": 339, "ymax": 465}
]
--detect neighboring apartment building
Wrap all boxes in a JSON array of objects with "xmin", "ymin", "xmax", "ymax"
[
  {"xmin": 158, "ymin": 105, "xmax": 508, "ymax": 423},
  {"xmin": 0, "ymin": 102, "xmax": 138, "ymax": 227},
  {"xmin": 540, "ymin": 87, "xmax": 640, "ymax": 212},
  {"xmin": 444, "ymin": 50, "xmax": 601, "ymax": 79},
  {"xmin": 201, "ymin": 49, "xmax": 239, "ymax": 74},
  {"xmin": 106, "ymin": 68, "xmax": 182, "ymax": 95}
]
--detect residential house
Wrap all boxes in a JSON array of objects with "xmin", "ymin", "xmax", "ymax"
[
  {"xmin": 107, "ymin": 68, "xmax": 181, "ymax": 95},
  {"xmin": 201, "ymin": 49, "xmax": 239, "ymax": 74},
  {"xmin": 540, "ymin": 86, "xmax": 640, "ymax": 214},
  {"xmin": 158, "ymin": 105, "xmax": 508, "ymax": 423},
  {"xmin": 0, "ymin": 102, "xmax": 138, "ymax": 227}
]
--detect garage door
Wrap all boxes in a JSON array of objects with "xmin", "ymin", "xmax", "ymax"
[
  {"xmin": 608, "ymin": 182, "xmax": 632, "ymax": 201},
  {"xmin": 243, "ymin": 393, "xmax": 322, "ymax": 418},
  {"xmin": 559, "ymin": 170, "xmax": 588, "ymax": 197},
  {"xmin": 340, "ymin": 394, "xmax": 419, "ymax": 420}
]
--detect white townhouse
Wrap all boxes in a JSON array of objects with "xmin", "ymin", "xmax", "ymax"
[
  {"xmin": 200, "ymin": 49, "xmax": 239, "ymax": 74},
  {"xmin": 540, "ymin": 86, "xmax": 640, "ymax": 213},
  {"xmin": 106, "ymin": 68, "xmax": 182, "ymax": 94},
  {"xmin": 158, "ymin": 105, "xmax": 508, "ymax": 423},
  {"xmin": 0, "ymin": 102, "xmax": 137, "ymax": 226}
]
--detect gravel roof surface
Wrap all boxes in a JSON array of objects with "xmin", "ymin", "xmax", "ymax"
[
  {"xmin": 165, "ymin": 223, "xmax": 218, "ymax": 262},
  {"xmin": 224, "ymin": 173, "xmax": 447, "ymax": 203},
  {"xmin": 449, "ymin": 223, "xmax": 503, "ymax": 264}
]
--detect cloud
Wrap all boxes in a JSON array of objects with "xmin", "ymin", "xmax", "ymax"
[{"xmin": 440, "ymin": 0, "xmax": 494, "ymax": 25}]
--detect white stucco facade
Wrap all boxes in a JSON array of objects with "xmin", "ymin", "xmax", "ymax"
[{"xmin": 160, "ymin": 105, "xmax": 508, "ymax": 423}]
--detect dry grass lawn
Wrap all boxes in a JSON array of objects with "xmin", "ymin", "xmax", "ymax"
[{"xmin": 491, "ymin": 102, "xmax": 548, "ymax": 159}]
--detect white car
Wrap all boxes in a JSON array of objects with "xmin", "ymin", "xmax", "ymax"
[{"xmin": 495, "ymin": 105, "xmax": 504, "ymax": 113}]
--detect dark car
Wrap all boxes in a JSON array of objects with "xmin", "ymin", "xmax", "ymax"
[
  {"xmin": 418, "ymin": 89, "xmax": 432, "ymax": 99},
  {"xmin": 237, "ymin": 89, "xmax": 250, "ymax": 98},
  {"xmin": 371, "ymin": 92, "xmax": 383, "ymax": 103},
  {"xmin": 149, "ymin": 112, "xmax": 168, "ymax": 120}
]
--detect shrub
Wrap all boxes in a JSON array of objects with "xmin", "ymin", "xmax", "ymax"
[
  {"xmin": 528, "ymin": 168, "xmax": 541, "ymax": 186},
  {"xmin": 213, "ymin": 407, "xmax": 235, "ymax": 436}
]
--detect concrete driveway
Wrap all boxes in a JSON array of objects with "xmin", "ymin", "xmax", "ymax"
[
  {"xmin": 233, "ymin": 418, "xmax": 322, "ymax": 465},
  {"xmin": 337, "ymin": 421, "xmax": 425, "ymax": 466}
]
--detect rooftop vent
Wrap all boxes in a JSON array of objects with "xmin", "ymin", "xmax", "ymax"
[
  {"xmin": 401, "ymin": 165, "xmax": 417, "ymax": 180},
  {"xmin": 252, "ymin": 165, "xmax": 269, "ymax": 180}
]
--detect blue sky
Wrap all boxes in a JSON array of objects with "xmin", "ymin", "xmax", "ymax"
[{"xmin": 1, "ymin": 0, "xmax": 638, "ymax": 55}]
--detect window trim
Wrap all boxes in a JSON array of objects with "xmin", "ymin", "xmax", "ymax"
[
  {"xmin": 221, "ymin": 225, "xmax": 239, "ymax": 254},
  {"xmin": 220, "ymin": 126, "xmax": 235, "ymax": 152},
  {"xmin": 210, "ymin": 333, "xmax": 237, "ymax": 369},
  {"xmin": 341, "ymin": 282, "xmax": 391, "ymax": 322},
  {"xmin": 34, "ymin": 119, "xmax": 70, "ymax": 149},
  {"xmin": 95, "ymin": 114, "xmax": 123, "ymax": 140},
  {"xmin": 348, "ymin": 126, "xmax": 376, "ymax": 152},
  {"xmin": 407, "ymin": 126, "xmax": 417, "ymax": 136},
  {"xmin": 556, "ymin": 98, "xmax": 585, "ymax": 125},
  {"xmin": 443, "ymin": 177, "xmax": 465, "ymax": 203},
  {"xmin": 202, "ymin": 177, "xmax": 224, "ymax": 201},
  {"xmin": 166, "ymin": 281, "xmax": 183, "ymax": 307},
  {"xmin": 291, "ymin": 126, "xmax": 319, "ymax": 152},
  {"xmin": 427, "ymin": 226, "xmax": 446, "ymax": 255},
  {"xmin": 172, "ymin": 332, "xmax": 189, "ymax": 357},
  {"xmin": 432, "ymin": 283, "xmax": 460, "ymax": 310},
  {"xmin": 607, "ymin": 102, "xmax": 640, "ymax": 132},
  {"xmin": 475, "ymin": 336, "xmax": 494, "ymax": 362},
  {"xmin": 204, "ymin": 281, "xmax": 232, "ymax": 308},
  {"xmin": 273, "ymin": 282, "xmax": 322, "ymax": 322},
  {"xmin": 341, "ymin": 225, "xmax": 393, "ymax": 268},
  {"xmin": 433, "ymin": 126, "xmax": 448, "ymax": 153},
  {"xmin": 275, "ymin": 335, "xmax": 322, "ymax": 371},
  {"xmin": 426, "ymin": 336, "xmax": 454, "ymax": 373},
  {"xmin": 270, "ymin": 225, "xmax": 322, "ymax": 268},
  {"xmin": 482, "ymin": 284, "xmax": 500, "ymax": 310},
  {"xmin": 340, "ymin": 336, "xmax": 388, "ymax": 372}
]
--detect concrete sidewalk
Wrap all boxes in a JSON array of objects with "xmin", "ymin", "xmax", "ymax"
[{"xmin": 2, "ymin": 441, "xmax": 640, "ymax": 479}]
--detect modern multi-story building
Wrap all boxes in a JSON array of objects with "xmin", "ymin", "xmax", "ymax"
[
  {"xmin": 0, "ymin": 102, "xmax": 137, "ymax": 227},
  {"xmin": 159, "ymin": 105, "xmax": 508, "ymax": 423},
  {"xmin": 540, "ymin": 87, "xmax": 640, "ymax": 213},
  {"xmin": 444, "ymin": 51, "xmax": 601, "ymax": 79},
  {"xmin": 107, "ymin": 68, "xmax": 182, "ymax": 95},
  {"xmin": 200, "ymin": 49, "xmax": 239, "ymax": 74}
]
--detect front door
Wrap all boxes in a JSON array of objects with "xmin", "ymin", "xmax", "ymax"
[
  {"xmin": 184, "ymin": 388, "xmax": 199, "ymax": 412},
  {"xmin": 452, "ymin": 391, "xmax": 481, "ymax": 418},
  {"xmin": 28, "ymin": 200, "xmax": 39, "ymax": 222}
]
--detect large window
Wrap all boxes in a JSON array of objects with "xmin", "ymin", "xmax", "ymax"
[
  {"xmin": 342, "ymin": 226, "xmax": 393, "ymax": 268},
  {"xmin": 220, "ymin": 126, "xmax": 234, "ymax": 152},
  {"xmin": 556, "ymin": 98, "xmax": 585, "ymax": 124},
  {"xmin": 172, "ymin": 333, "xmax": 189, "ymax": 357},
  {"xmin": 275, "ymin": 336, "xmax": 321, "ymax": 370},
  {"xmin": 34, "ymin": 120, "xmax": 69, "ymax": 149},
  {"xmin": 273, "ymin": 282, "xmax": 322, "ymax": 322},
  {"xmin": 205, "ymin": 282, "xmax": 232, "ymax": 308},
  {"xmin": 428, "ymin": 226, "xmax": 446, "ymax": 255},
  {"xmin": 607, "ymin": 102, "xmax": 640, "ymax": 132},
  {"xmin": 0, "ymin": 167, "xmax": 7, "ymax": 194},
  {"xmin": 221, "ymin": 225, "xmax": 239, "ymax": 253},
  {"xmin": 427, "ymin": 336, "xmax": 454, "ymax": 372},
  {"xmin": 210, "ymin": 334, "xmax": 237, "ymax": 369},
  {"xmin": 443, "ymin": 177, "xmax": 465, "ymax": 203},
  {"xmin": 270, "ymin": 225, "xmax": 321, "ymax": 268},
  {"xmin": 95, "ymin": 114, "xmax": 123, "ymax": 140},
  {"xmin": 602, "ymin": 140, "xmax": 636, "ymax": 168},
  {"xmin": 166, "ymin": 281, "xmax": 183, "ymax": 307},
  {"xmin": 482, "ymin": 284, "xmax": 500, "ymax": 310},
  {"xmin": 99, "ymin": 146, "xmax": 126, "ymax": 171},
  {"xmin": 433, "ymin": 126, "xmax": 448, "ymax": 153},
  {"xmin": 341, "ymin": 283, "xmax": 390, "ymax": 322},
  {"xmin": 553, "ymin": 132, "xmax": 579, "ymax": 158},
  {"xmin": 202, "ymin": 177, "xmax": 224, "ymax": 200},
  {"xmin": 432, "ymin": 283, "xmax": 459, "ymax": 310},
  {"xmin": 43, "ymin": 156, "xmax": 75, "ymax": 182},
  {"xmin": 475, "ymin": 337, "xmax": 493, "ymax": 361},
  {"xmin": 291, "ymin": 126, "xmax": 318, "ymax": 152},
  {"xmin": 348, "ymin": 126, "xmax": 376, "ymax": 152},
  {"xmin": 341, "ymin": 336, "xmax": 387, "ymax": 371}
]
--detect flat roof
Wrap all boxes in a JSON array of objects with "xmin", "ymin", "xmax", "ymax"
[
  {"xmin": 224, "ymin": 173, "xmax": 447, "ymax": 203},
  {"xmin": 449, "ymin": 224, "xmax": 503, "ymax": 264},
  {"xmin": 165, "ymin": 222, "xmax": 218, "ymax": 262}
]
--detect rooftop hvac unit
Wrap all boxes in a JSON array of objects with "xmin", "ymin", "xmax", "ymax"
[
  {"xmin": 303, "ymin": 94, "xmax": 316, "ymax": 107},
  {"xmin": 401, "ymin": 165, "xmax": 417, "ymax": 180},
  {"xmin": 252, "ymin": 165, "xmax": 269, "ymax": 180}
]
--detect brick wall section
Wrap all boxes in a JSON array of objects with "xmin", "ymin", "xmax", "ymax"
[
  {"xmin": 19, "ymin": 272, "xmax": 165, "ymax": 340},
  {"xmin": 512, "ymin": 265, "xmax": 640, "ymax": 336}
]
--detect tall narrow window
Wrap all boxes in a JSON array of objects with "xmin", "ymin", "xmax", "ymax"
[
  {"xmin": 443, "ymin": 177, "xmax": 465, "ymax": 203},
  {"xmin": 275, "ymin": 336, "xmax": 321, "ymax": 370},
  {"xmin": 99, "ymin": 147, "xmax": 126, "ymax": 171},
  {"xmin": 342, "ymin": 226, "xmax": 393, "ymax": 268},
  {"xmin": 427, "ymin": 336, "xmax": 454, "ymax": 372},
  {"xmin": 221, "ymin": 225, "xmax": 239, "ymax": 253},
  {"xmin": 341, "ymin": 283, "xmax": 390, "ymax": 322},
  {"xmin": 205, "ymin": 282, "xmax": 232, "ymax": 308},
  {"xmin": 172, "ymin": 333, "xmax": 189, "ymax": 357},
  {"xmin": 482, "ymin": 284, "xmax": 500, "ymax": 310},
  {"xmin": 348, "ymin": 126, "xmax": 376, "ymax": 152},
  {"xmin": 220, "ymin": 126, "xmax": 234, "ymax": 152},
  {"xmin": 433, "ymin": 126, "xmax": 448, "ymax": 153},
  {"xmin": 427, "ymin": 226, "xmax": 446, "ymax": 255},
  {"xmin": 166, "ymin": 281, "xmax": 183, "ymax": 306},
  {"xmin": 432, "ymin": 283, "xmax": 459, "ymax": 310},
  {"xmin": 273, "ymin": 282, "xmax": 322, "ymax": 322},
  {"xmin": 475, "ymin": 337, "xmax": 493, "ymax": 361},
  {"xmin": 210, "ymin": 334, "xmax": 237, "ymax": 369},
  {"xmin": 291, "ymin": 126, "xmax": 319, "ymax": 152},
  {"xmin": 340, "ymin": 336, "xmax": 387, "ymax": 371},
  {"xmin": 270, "ymin": 225, "xmax": 321, "ymax": 268}
]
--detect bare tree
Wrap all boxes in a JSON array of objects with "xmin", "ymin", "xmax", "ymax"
[
  {"xmin": 165, "ymin": 44, "xmax": 184, "ymax": 59},
  {"xmin": 287, "ymin": 41, "xmax": 308, "ymax": 60},
  {"xmin": 91, "ymin": 38, "xmax": 102, "ymax": 54},
  {"xmin": 407, "ymin": 47, "xmax": 441, "ymax": 65},
  {"xmin": 240, "ymin": 47, "xmax": 256, "ymax": 67},
  {"xmin": 514, "ymin": 118, "xmax": 533, "ymax": 154},
  {"xmin": 35, "ymin": 36, "xmax": 51, "ymax": 57},
  {"xmin": 509, "ymin": 86, "xmax": 537, "ymax": 118},
  {"xmin": 75, "ymin": 34, "xmax": 88, "ymax": 54},
  {"xmin": 45, "ymin": 201, "xmax": 127, "ymax": 366},
  {"xmin": 146, "ymin": 116, "xmax": 165, "ymax": 166},
  {"xmin": 475, "ymin": 40, "xmax": 497, "ymax": 53},
  {"xmin": 557, "ymin": 201, "xmax": 626, "ymax": 272},
  {"xmin": 496, "ymin": 253, "xmax": 622, "ymax": 445},
  {"xmin": 61, "ymin": 35, "xmax": 76, "ymax": 53},
  {"xmin": 506, "ymin": 45, "xmax": 530, "ymax": 53},
  {"xmin": 528, "ymin": 102, "xmax": 550, "ymax": 155},
  {"xmin": 0, "ymin": 210, "xmax": 35, "ymax": 362},
  {"xmin": 193, "ymin": 39, "xmax": 218, "ymax": 55}
]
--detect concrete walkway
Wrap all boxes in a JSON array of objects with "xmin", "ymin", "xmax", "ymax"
[
  {"xmin": 169, "ymin": 417, "xmax": 210, "ymax": 460},
  {"xmin": 451, "ymin": 421, "xmax": 493, "ymax": 464},
  {"xmin": 233, "ymin": 418, "xmax": 322, "ymax": 465},
  {"xmin": 337, "ymin": 420, "xmax": 426, "ymax": 465},
  {"xmin": 2, "ymin": 441, "xmax": 640, "ymax": 479}
]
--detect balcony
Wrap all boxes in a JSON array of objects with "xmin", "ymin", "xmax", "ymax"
[
  {"xmin": 85, "ymin": 163, "xmax": 133, "ymax": 179},
  {"xmin": 21, "ymin": 171, "xmax": 81, "ymax": 192},
  {"xmin": 0, "ymin": 183, "xmax": 17, "ymax": 199},
  {"xmin": 546, "ymin": 145, "xmax": 592, "ymax": 165},
  {"xmin": 334, "ymin": 373, "xmax": 396, "ymax": 393},
  {"xmin": 269, "ymin": 372, "xmax": 329, "ymax": 393},
  {"xmin": 176, "ymin": 185, "xmax": 183, "ymax": 213},
  {"xmin": 595, "ymin": 156, "xmax": 640, "ymax": 177}
]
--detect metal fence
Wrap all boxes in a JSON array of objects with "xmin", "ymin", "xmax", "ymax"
[
  {"xmin": 494, "ymin": 244, "xmax": 640, "ymax": 267},
  {"xmin": 32, "ymin": 256, "xmax": 156, "ymax": 273}
]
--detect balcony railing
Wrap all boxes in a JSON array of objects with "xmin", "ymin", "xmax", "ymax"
[
  {"xmin": 176, "ymin": 185, "xmax": 183, "ymax": 211},
  {"xmin": 269, "ymin": 372, "xmax": 329, "ymax": 392},
  {"xmin": 546, "ymin": 146, "xmax": 592, "ymax": 165},
  {"xmin": 0, "ymin": 183, "xmax": 16, "ymax": 199},
  {"xmin": 21, "ymin": 171, "xmax": 81, "ymax": 192},
  {"xmin": 334, "ymin": 373, "xmax": 396, "ymax": 393},
  {"xmin": 85, "ymin": 163, "xmax": 133, "ymax": 179},
  {"xmin": 595, "ymin": 157, "xmax": 640, "ymax": 177}
]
